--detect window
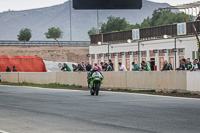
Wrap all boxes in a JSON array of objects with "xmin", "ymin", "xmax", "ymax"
[
  {"xmin": 118, "ymin": 53, "xmax": 122, "ymax": 58},
  {"xmin": 196, "ymin": 51, "xmax": 199, "ymax": 59},
  {"xmin": 149, "ymin": 50, "xmax": 155, "ymax": 57},
  {"xmin": 168, "ymin": 49, "xmax": 175, "ymax": 56},
  {"xmin": 91, "ymin": 54, "xmax": 95, "ymax": 59},
  {"xmin": 111, "ymin": 53, "xmax": 115, "ymax": 59},
  {"xmin": 141, "ymin": 51, "xmax": 147, "ymax": 57},
  {"xmin": 133, "ymin": 52, "xmax": 137, "ymax": 57},
  {"xmin": 97, "ymin": 54, "xmax": 101, "ymax": 59},
  {"xmin": 192, "ymin": 51, "xmax": 195, "ymax": 60},
  {"xmin": 178, "ymin": 49, "xmax": 185, "ymax": 56},
  {"xmin": 159, "ymin": 50, "xmax": 165, "ymax": 56},
  {"xmin": 125, "ymin": 52, "xmax": 130, "ymax": 58}
]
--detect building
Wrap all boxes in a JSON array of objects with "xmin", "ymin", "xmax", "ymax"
[{"xmin": 89, "ymin": 21, "xmax": 200, "ymax": 71}]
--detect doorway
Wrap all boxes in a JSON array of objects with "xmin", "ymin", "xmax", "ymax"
[{"xmin": 150, "ymin": 58, "xmax": 155, "ymax": 71}]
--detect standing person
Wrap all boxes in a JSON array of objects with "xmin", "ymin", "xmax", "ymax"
[
  {"xmin": 176, "ymin": 58, "xmax": 186, "ymax": 70},
  {"xmin": 77, "ymin": 64, "xmax": 84, "ymax": 71},
  {"xmin": 106, "ymin": 63, "xmax": 113, "ymax": 71},
  {"xmin": 195, "ymin": 59, "xmax": 200, "ymax": 70},
  {"xmin": 82, "ymin": 62, "xmax": 86, "ymax": 71},
  {"xmin": 13, "ymin": 66, "xmax": 18, "ymax": 72},
  {"xmin": 100, "ymin": 62, "xmax": 105, "ymax": 71},
  {"xmin": 132, "ymin": 62, "xmax": 140, "ymax": 71},
  {"xmin": 95, "ymin": 63, "xmax": 102, "ymax": 71},
  {"xmin": 104, "ymin": 63, "xmax": 108, "ymax": 71},
  {"xmin": 86, "ymin": 62, "xmax": 92, "ymax": 71},
  {"xmin": 109, "ymin": 60, "xmax": 114, "ymax": 71},
  {"xmin": 61, "ymin": 63, "xmax": 71, "ymax": 72},
  {"xmin": 118, "ymin": 62, "xmax": 127, "ymax": 71},
  {"xmin": 161, "ymin": 60, "xmax": 173, "ymax": 71},
  {"xmin": 186, "ymin": 59, "xmax": 194, "ymax": 71},
  {"xmin": 140, "ymin": 61, "xmax": 151, "ymax": 71},
  {"xmin": 6, "ymin": 66, "xmax": 11, "ymax": 72},
  {"xmin": 191, "ymin": 60, "xmax": 198, "ymax": 71},
  {"xmin": 72, "ymin": 64, "xmax": 78, "ymax": 72}
]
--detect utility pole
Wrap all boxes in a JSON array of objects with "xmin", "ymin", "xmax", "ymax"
[
  {"xmin": 97, "ymin": 9, "xmax": 99, "ymax": 34},
  {"xmin": 69, "ymin": 0, "xmax": 72, "ymax": 43}
]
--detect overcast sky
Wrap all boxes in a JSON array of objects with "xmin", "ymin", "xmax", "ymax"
[{"xmin": 0, "ymin": 0, "xmax": 198, "ymax": 13}]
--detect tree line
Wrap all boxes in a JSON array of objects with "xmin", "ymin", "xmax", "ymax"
[
  {"xmin": 88, "ymin": 9, "xmax": 192, "ymax": 37},
  {"xmin": 17, "ymin": 27, "xmax": 63, "ymax": 46}
]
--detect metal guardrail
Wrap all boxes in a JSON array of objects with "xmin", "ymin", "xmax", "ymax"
[{"xmin": 0, "ymin": 41, "xmax": 91, "ymax": 47}]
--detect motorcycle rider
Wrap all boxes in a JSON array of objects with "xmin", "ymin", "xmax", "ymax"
[{"xmin": 87, "ymin": 66, "xmax": 104, "ymax": 88}]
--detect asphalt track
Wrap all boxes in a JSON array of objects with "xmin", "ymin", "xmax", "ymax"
[{"xmin": 0, "ymin": 85, "xmax": 200, "ymax": 133}]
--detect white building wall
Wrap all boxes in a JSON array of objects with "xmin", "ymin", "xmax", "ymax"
[{"xmin": 89, "ymin": 37, "xmax": 199, "ymax": 71}]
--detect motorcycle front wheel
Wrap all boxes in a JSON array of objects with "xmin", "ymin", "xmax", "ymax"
[{"xmin": 95, "ymin": 83, "xmax": 100, "ymax": 96}]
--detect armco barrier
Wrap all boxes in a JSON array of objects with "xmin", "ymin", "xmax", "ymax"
[{"xmin": 0, "ymin": 71, "xmax": 198, "ymax": 92}]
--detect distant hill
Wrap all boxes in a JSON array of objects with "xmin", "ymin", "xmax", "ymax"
[{"xmin": 0, "ymin": 0, "xmax": 170, "ymax": 41}]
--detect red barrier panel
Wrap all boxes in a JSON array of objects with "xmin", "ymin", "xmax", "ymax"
[{"xmin": 0, "ymin": 55, "xmax": 47, "ymax": 72}]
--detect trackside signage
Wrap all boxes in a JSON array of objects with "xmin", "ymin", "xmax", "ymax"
[
  {"xmin": 132, "ymin": 29, "xmax": 140, "ymax": 40},
  {"xmin": 177, "ymin": 22, "xmax": 187, "ymax": 35}
]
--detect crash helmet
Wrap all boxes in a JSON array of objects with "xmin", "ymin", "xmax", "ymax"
[{"xmin": 93, "ymin": 66, "xmax": 98, "ymax": 71}]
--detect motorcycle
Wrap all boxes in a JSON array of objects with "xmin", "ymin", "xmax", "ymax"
[{"xmin": 89, "ymin": 71, "xmax": 103, "ymax": 96}]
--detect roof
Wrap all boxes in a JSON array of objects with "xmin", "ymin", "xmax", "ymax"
[{"xmin": 162, "ymin": 1, "xmax": 200, "ymax": 9}]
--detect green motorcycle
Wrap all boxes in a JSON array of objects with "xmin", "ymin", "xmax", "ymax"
[{"xmin": 89, "ymin": 71, "xmax": 103, "ymax": 96}]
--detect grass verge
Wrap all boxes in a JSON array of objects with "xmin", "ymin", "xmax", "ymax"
[{"xmin": 0, "ymin": 82, "xmax": 82, "ymax": 89}]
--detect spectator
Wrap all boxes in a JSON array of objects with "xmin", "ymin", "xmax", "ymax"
[
  {"xmin": 186, "ymin": 58, "xmax": 194, "ymax": 71},
  {"xmin": 72, "ymin": 64, "xmax": 78, "ymax": 72},
  {"xmin": 118, "ymin": 62, "xmax": 127, "ymax": 71},
  {"xmin": 95, "ymin": 63, "xmax": 102, "ymax": 71},
  {"xmin": 140, "ymin": 61, "xmax": 151, "ymax": 71},
  {"xmin": 132, "ymin": 62, "xmax": 140, "ymax": 71},
  {"xmin": 161, "ymin": 60, "xmax": 173, "ymax": 71},
  {"xmin": 104, "ymin": 63, "xmax": 108, "ymax": 71},
  {"xmin": 86, "ymin": 62, "xmax": 92, "ymax": 71},
  {"xmin": 176, "ymin": 58, "xmax": 186, "ymax": 70},
  {"xmin": 106, "ymin": 63, "xmax": 113, "ymax": 71},
  {"xmin": 6, "ymin": 66, "xmax": 11, "ymax": 72},
  {"xmin": 13, "ymin": 66, "xmax": 18, "ymax": 72},
  {"xmin": 191, "ymin": 60, "xmax": 197, "ymax": 71},
  {"xmin": 61, "ymin": 63, "xmax": 71, "ymax": 72},
  {"xmin": 77, "ymin": 64, "xmax": 84, "ymax": 71},
  {"xmin": 82, "ymin": 62, "xmax": 86, "ymax": 71},
  {"xmin": 100, "ymin": 62, "xmax": 105, "ymax": 71},
  {"xmin": 109, "ymin": 60, "xmax": 114, "ymax": 71},
  {"xmin": 194, "ymin": 59, "xmax": 200, "ymax": 70}
]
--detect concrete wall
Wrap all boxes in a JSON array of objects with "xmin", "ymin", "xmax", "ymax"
[
  {"xmin": 56, "ymin": 72, "xmax": 88, "ymax": 87},
  {"xmin": 19, "ymin": 72, "xmax": 57, "ymax": 84},
  {"xmin": 0, "ymin": 71, "xmax": 198, "ymax": 92},
  {"xmin": 0, "ymin": 72, "xmax": 19, "ymax": 83},
  {"xmin": 102, "ymin": 71, "xmax": 187, "ymax": 90},
  {"xmin": 186, "ymin": 71, "xmax": 200, "ymax": 92}
]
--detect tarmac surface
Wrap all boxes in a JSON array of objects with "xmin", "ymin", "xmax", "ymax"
[{"xmin": 0, "ymin": 85, "xmax": 200, "ymax": 133}]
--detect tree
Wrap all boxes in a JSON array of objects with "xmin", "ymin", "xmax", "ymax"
[
  {"xmin": 45, "ymin": 27, "xmax": 63, "ymax": 47},
  {"xmin": 17, "ymin": 28, "xmax": 32, "ymax": 42},
  {"xmin": 100, "ymin": 16, "xmax": 129, "ymax": 33},
  {"xmin": 88, "ymin": 9, "xmax": 192, "ymax": 36},
  {"xmin": 88, "ymin": 27, "xmax": 99, "ymax": 38}
]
